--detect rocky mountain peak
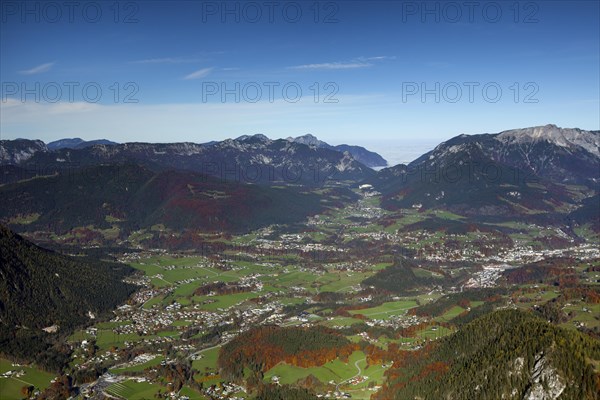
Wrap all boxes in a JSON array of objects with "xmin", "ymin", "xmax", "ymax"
[
  {"xmin": 495, "ymin": 124, "xmax": 599, "ymax": 157},
  {"xmin": 288, "ymin": 134, "xmax": 329, "ymax": 148},
  {"xmin": 235, "ymin": 134, "xmax": 271, "ymax": 143}
]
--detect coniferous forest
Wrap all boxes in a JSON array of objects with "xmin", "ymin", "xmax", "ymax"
[{"xmin": 0, "ymin": 225, "xmax": 135, "ymax": 371}]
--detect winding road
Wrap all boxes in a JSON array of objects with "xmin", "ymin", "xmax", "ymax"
[{"xmin": 335, "ymin": 357, "xmax": 366, "ymax": 393}]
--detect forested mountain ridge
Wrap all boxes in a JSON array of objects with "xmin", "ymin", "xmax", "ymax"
[
  {"xmin": 0, "ymin": 225, "xmax": 135, "ymax": 369},
  {"xmin": 375, "ymin": 309, "xmax": 600, "ymax": 400},
  {"xmin": 0, "ymin": 164, "xmax": 357, "ymax": 235}
]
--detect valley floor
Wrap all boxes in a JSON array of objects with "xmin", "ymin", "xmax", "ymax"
[{"xmin": 7, "ymin": 192, "xmax": 600, "ymax": 400}]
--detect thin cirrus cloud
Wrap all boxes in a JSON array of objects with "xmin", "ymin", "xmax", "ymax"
[
  {"xmin": 289, "ymin": 62, "xmax": 372, "ymax": 70},
  {"xmin": 131, "ymin": 52, "xmax": 226, "ymax": 65},
  {"xmin": 18, "ymin": 62, "xmax": 55, "ymax": 75},
  {"xmin": 289, "ymin": 56, "xmax": 395, "ymax": 70},
  {"xmin": 183, "ymin": 67, "xmax": 214, "ymax": 80},
  {"xmin": 130, "ymin": 57, "xmax": 203, "ymax": 64}
]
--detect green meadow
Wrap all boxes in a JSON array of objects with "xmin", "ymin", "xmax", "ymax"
[
  {"xmin": 0, "ymin": 358, "xmax": 55, "ymax": 400},
  {"xmin": 349, "ymin": 300, "xmax": 418, "ymax": 320}
]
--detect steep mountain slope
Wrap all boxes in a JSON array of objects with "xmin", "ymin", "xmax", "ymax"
[
  {"xmin": 372, "ymin": 125, "xmax": 598, "ymax": 217},
  {"xmin": 410, "ymin": 125, "xmax": 599, "ymax": 187},
  {"xmin": 289, "ymin": 134, "xmax": 388, "ymax": 167},
  {"xmin": 493, "ymin": 125, "xmax": 599, "ymax": 186},
  {"xmin": 568, "ymin": 194, "xmax": 600, "ymax": 233},
  {"xmin": 0, "ymin": 139, "xmax": 47, "ymax": 164},
  {"xmin": 0, "ymin": 164, "xmax": 35, "ymax": 185},
  {"xmin": 0, "ymin": 225, "xmax": 135, "ymax": 366},
  {"xmin": 375, "ymin": 143, "xmax": 575, "ymax": 216},
  {"xmin": 376, "ymin": 309, "xmax": 600, "ymax": 400},
  {"xmin": 125, "ymin": 168, "xmax": 348, "ymax": 232},
  {"xmin": 0, "ymin": 164, "xmax": 356, "ymax": 235}
]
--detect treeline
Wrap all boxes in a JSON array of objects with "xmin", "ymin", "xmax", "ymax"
[
  {"xmin": 218, "ymin": 326, "xmax": 358, "ymax": 383},
  {"xmin": 0, "ymin": 225, "xmax": 135, "ymax": 371},
  {"xmin": 374, "ymin": 309, "xmax": 600, "ymax": 400}
]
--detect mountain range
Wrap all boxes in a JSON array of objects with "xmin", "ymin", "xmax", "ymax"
[
  {"xmin": 0, "ymin": 125, "xmax": 598, "ymax": 235},
  {"xmin": 0, "ymin": 134, "xmax": 376, "ymax": 186}
]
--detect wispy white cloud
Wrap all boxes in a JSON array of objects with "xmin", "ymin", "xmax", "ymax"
[
  {"xmin": 18, "ymin": 62, "xmax": 55, "ymax": 75},
  {"xmin": 358, "ymin": 56, "xmax": 396, "ymax": 62},
  {"xmin": 183, "ymin": 67, "xmax": 214, "ymax": 80},
  {"xmin": 289, "ymin": 62, "xmax": 373, "ymax": 70},
  {"xmin": 131, "ymin": 52, "xmax": 226, "ymax": 65},
  {"xmin": 131, "ymin": 57, "xmax": 202, "ymax": 64},
  {"xmin": 289, "ymin": 56, "xmax": 395, "ymax": 71}
]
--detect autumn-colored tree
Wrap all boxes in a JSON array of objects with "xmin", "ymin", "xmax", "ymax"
[{"xmin": 20, "ymin": 385, "xmax": 34, "ymax": 398}]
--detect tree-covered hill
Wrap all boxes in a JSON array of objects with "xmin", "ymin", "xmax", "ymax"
[
  {"xmin": 218, "ymin": 326, "xmax": 357, "ymax": 384},
  {"xmin": 0, "ymin": 164, "xmax": 357, "ymax": 236},
  {"xmin": 0, "ymin": 225, "xmax": 135, "ymax": 369},
  {"xmin": 362, "ymin": 257, "xmax": 446, "ymax": 295},
  {"xmin": 375, "ymin": 309, "xmax": 600, "ymax": 400}
]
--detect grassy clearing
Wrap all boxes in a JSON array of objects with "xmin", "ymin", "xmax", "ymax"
[
  {"xmin": 317, "ymin": 272, "xmax": 373, "ymax": 293},
  {"xmin": 0, "ymin": 358, "xmax": 55, "ymax": 400},
  {"xmin": 263, "ymin": 350, "xmax": 389, "ymax": 394},
  {"xmin": 192, "ymin": 292, "xmax": 258, "ymax": 311},
  {"xmin": 8, "ymin": 213, "xmax": 40, "ymax": 225},
  {"xmin": 192, "ymin": 347, "xmax": 220, "ymax": 373},
  {"xmin": 264, "ymin": 351, "xmax": 366, "ymax": 385},
  {"xmin": 416, "ymin": 325, "xmax": 454, "ymax": 340},
  {"xmin": 349, "ymin": 300, "xmax": 418, "ymax": 320},
  {"xmin": 434, "ymin": 306, "xmax": 466, "ymax": 322}
]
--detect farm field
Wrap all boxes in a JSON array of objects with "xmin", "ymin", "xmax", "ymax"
[{"xmin": 105, "ymin": 379, "xmax": 162, "ymax": 400}]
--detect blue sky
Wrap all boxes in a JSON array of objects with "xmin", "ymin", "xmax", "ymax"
[{"xmin": 1, "ymin": 0, "xmax": 599, "ymax": 163}]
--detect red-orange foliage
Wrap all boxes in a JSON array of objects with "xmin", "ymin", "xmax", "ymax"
[
  {"xmin": 218, "ymin": 326, "xmax": 359, "ymax": 381},
  {"xmin": 410, "ymin": 361, "xmax": 449, "ymax": 382}
]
